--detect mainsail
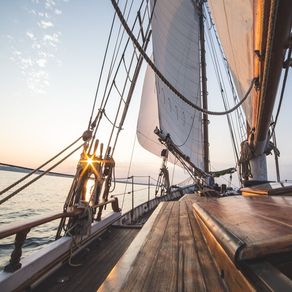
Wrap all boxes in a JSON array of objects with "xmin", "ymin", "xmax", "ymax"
[
  {"xmin": 137, "ymin": 0, "xmax": 204, "ymax": 169},
  {"xmin": 208, "ymin": 0, "xmax": 254, "ymax": 128}
]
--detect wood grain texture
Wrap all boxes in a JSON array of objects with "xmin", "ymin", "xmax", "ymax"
[
  {"xmin": 106, "ymin": 199, "xmax": 226, "ymax": 291},
  {"xmin": 33, "ymin": 227, "xmax": 139, "ymax": 292},
  {"xmin": 192, "ymin": 195, "xmax": 292, "ymax": 260}
]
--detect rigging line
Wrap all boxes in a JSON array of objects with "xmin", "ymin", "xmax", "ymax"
[
  {"xmin": 172, "ymin": 84, "xmax": 201, "ymax": 148},
  {"xmin": 122, "ymin": 55, "xmax": 132, "ymax": 82},
  {"xmin": 88, "ymin": 6, "xmax": 117, "ymax": 130},
  {"xmin": 204, "ymin": 6, "xmax": 243, "ymax": 144},
  {"xmin": 121, "ymin": 134, "xmax": 136, "ymax": 209},
  {"xmin": 114, "ymin": 186, "xmax": 150, "ymax": 197},
  {"xmin": 209, "ymin": 164, "xmax": 238, "ymax": 188},
  {"xmin": 103, "ymin": 110, "xmax": 120, "ymax": 129},
  {"xmin": 113, "ymin": 80, "xmax": 126, "ymax": 103},
  {"xmin": 107, "ymin": 0, "xmax": 132, "ymax": 77},
  {"xmin": 204, "ymin": 11, "xmax": 242, "ymax": 162},
  {"xmin": 0, "ymin": 143, "xmax": 84, "ymax": 205},
  {"xmin": 90, "ymin": 0, "xmax": 143, "ymax": 150},
  {"xmin": 89, "ymin": 0, "xmax": 134, "ymax": 148},
  {"xmin": 204, "ymin": 3, "xmax": 247, "ymax": 138},
  {"xmin": 173, "ymin": 113, "xmax": 196, "ymax": 147},
  {"xmin": 108, "ymin": 0, "xmax": 154, "ymax": 148},
  {"xmin": 170, "ymin": 157, "xmax": 177, "ymax": 186},
  {"xmin": 111, "ymin": 0, "xmax": 256, "ymax": 116},
  {"xmin": 204, "ymin": 26, "xmax": 240, "ymax": 164},
  {"xmin": 0, "ymin": 136, "xmax": 82, "ymax": 197},
  {"xmin": 269, "ymin": 47, "xmax": 291, "ymax": 139}
]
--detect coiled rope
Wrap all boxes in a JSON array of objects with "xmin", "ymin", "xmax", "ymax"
[{"xmin": 111, "ymin": 0, "xmax": 256, "ymax": 116}]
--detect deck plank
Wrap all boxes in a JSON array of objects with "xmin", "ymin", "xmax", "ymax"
[
  {"xmin": 101, "ymin": 198, "xmax": 227, "ymax": 291},
  {"xmin": 184, "ymin": 197, "xmax": 226, "ymax": 291},
  {"xmin": 177, "ymin": 200, "xmax": 206, "ymax": 291},
  {"xmin": 120, "ymin": 202, "xmax": 175, "ymax": 291},
  {"xmin": 143, "ymin": 201, "xmax": 179, "ymax": 291},
  {"xmin": 33, "ymin": 227, "xmax": 139, "ymax": 292}
]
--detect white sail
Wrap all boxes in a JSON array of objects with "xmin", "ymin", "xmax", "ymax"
[
  {"xmin": 137, "ymin": 63, "xmax": 163, "ymax": 159},
  {"xmin": 208, "ymin": 0, "xmax": 254, "ymax": 127},
  {"xmin": 138, "ymin": 0, "xmax": 204, "ymax": 168}
]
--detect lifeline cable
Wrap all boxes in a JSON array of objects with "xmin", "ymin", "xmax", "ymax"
[
  {"xmin": 0, "ymin": 136, "xmax": 82, "ymax": 197},
  {"xmin": 0, "ymin": 143, "xmax": 84, "ymax": 205}
]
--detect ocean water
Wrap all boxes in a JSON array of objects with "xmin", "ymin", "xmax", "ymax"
[{"xmin": 0, "ymin": 170, "xmax": 156, "ymax": 270}]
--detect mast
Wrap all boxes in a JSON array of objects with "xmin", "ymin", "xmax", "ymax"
[
  {"xmin": 249, "ymin": 0, "xmax": 292, "ymax": 180},
  {"xmin": 199, "ymin": 1, "xmax": 209, "ymax": 173}
]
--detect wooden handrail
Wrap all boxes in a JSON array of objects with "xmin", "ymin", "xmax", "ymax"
[
  {"xmin": 0, "ymin": 210, "xmax": 81, "ymax": 240},
  {"xmin": 1, "ymin": 197, "xmax": 120, "ymax": 273},
  {"xmin": 0, "ymin": 197, "xmax": 120, "ymax": 240}
]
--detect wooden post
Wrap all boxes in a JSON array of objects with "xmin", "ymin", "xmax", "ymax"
[{"xmin": 4, "ymin": 228, "xmax": 30, "ymax": 272}]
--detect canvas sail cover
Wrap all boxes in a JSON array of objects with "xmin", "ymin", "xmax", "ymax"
[
  {"xmin": 208, "ymin": 0, "xmax": 254, "ymax": 127},
  {"xmin": 137, "ymin": 0, "xmax": 204, "ymax": 169}
]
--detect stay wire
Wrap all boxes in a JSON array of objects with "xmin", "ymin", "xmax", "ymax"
[
  {"xmin": 0, "ymin": 136, "xmax": 82, "ymax": 197},
  {"xmin": 204, "ymin": 24, "xmax": 240, "ymax": 164},
  {"xmin": 106, "ymin": 0, "xmax": 154, "ymax": 156},
  {"xmin": 121, "ymin": 134, "xmax": 136, "ymax": 209},
  {"xmin": 90, "ymin": 0, "xmax": 139, "ymax": 151},
  {"xmin": 111, "ymin": 0, "xmax": 256, "ymax": 116},
  {"xmin": 90, "ymin": 0, "xmax": 133, "ymax": 149},
  {"xmin": 269, "ymin": 47, "xmax": 291, "ymax": 139},
  {"xmin": 0, "ymin": 143, "xmax": 85, "ymax": 205},
  {"xmin": 87, "ymin": 6, "xmax": 118, "ymax": 130},
  {"xmin": 204, "ymin": 3, "xmax": 248, "ymax": 139}
]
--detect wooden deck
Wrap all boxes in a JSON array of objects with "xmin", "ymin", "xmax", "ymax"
[
  {"xmin": 33, "ymin": 227, "xmax": 139, "ymax": 292},
  {"xmin": 34, "ymin": 193, "xmax": 292, "ymax": 291},
  {"xmin": 99, "ymin": 198, "xmax": 227, "ymax": 291}
]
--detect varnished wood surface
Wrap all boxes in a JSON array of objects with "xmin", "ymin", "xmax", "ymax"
[
  {"xmin": 241, "ymin": 182, "xmax": 292, "ymax": 196},
  {"xmin": 101, "ymin": 199, "xmax": 226, "ymax": 291},
  {"xmin": 33, "ymin": 227, "xmax": 139, "ymax": 292},
  {"xmin": 192, "ymin": 195, "xmax": 292, "ymax": 260}
]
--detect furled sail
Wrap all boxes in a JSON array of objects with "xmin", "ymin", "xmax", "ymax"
[
  {"xmin": 208, "ymin": 0, "xmax": 254, "ymax": 127},
  {"xmin": 137, "ymin": 0, "xmax": 204, "ymax": 169}
]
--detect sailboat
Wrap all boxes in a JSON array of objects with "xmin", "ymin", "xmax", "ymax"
[{"xmin": 0, "ymin": 0, "xmax": 292, "ymax": 291}]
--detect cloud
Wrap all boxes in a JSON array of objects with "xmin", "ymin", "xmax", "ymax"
[
  {"xmin": 54, "ymin": 9, "xmax": 62, "ymax": 15},
  {"xmin": 7, "ymin": 0, "xmax": 67, "ymax": 94},
  {"xmin": 45, "ymin": 0, "xmax": 56, "ymax": 9},
  {"xmin": 6, "ymin": 34, "xmax": 14, "ymax": 40},
  {"xmin": 27, "ymin": 73, "xmax": 49, "ymax": 94},
  {"xmin": 36, "ymin": 58, "xmax": 47, "ymax": 67},
  {"xmin": 38, "ymin": 20, "xmax": 54, "ymax": 29},
  {"xmin": 26, "ymin": 31, "xmax": 36, "ymax": 40},
  {"xmin": 43, "ymin": 32, "xmax": 60, "ymax": 47}
]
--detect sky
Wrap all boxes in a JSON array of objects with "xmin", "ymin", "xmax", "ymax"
[{"xmin": 0, "ymin": 0, "xmax": 291, "ymax": 186}]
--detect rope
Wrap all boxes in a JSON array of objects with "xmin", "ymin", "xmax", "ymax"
[
  {"xmin": 111, "ymin": 0, "xmax": 256, "ymax": 116},
  {"xmin": 0, "ymin": 143, "xmax": 84, "ymax": 205},
  {"xmin": 89, "ymin": 0, "xmax": 134, "ymax": 151},
  {"xmin": 204, "ymin": 23, "xmax": 240, "ymax": 164},
  {"xmin": 0, "ymin": 136, "xmax": 82, "ymax": 197},
  {"xmin": 269, "ymin": 47, "xmax": 291, "ymax": 139},
  {"xmin": 103, "ymin": 110, "xmax": 120, "ymax": 129},
  {"xmin": 87, "ymin": 7, "xmax": 117, "ymax": 130},
  {"xmin": 121, "ymin": 135, "xmax": 136, "ymax": 209}
]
